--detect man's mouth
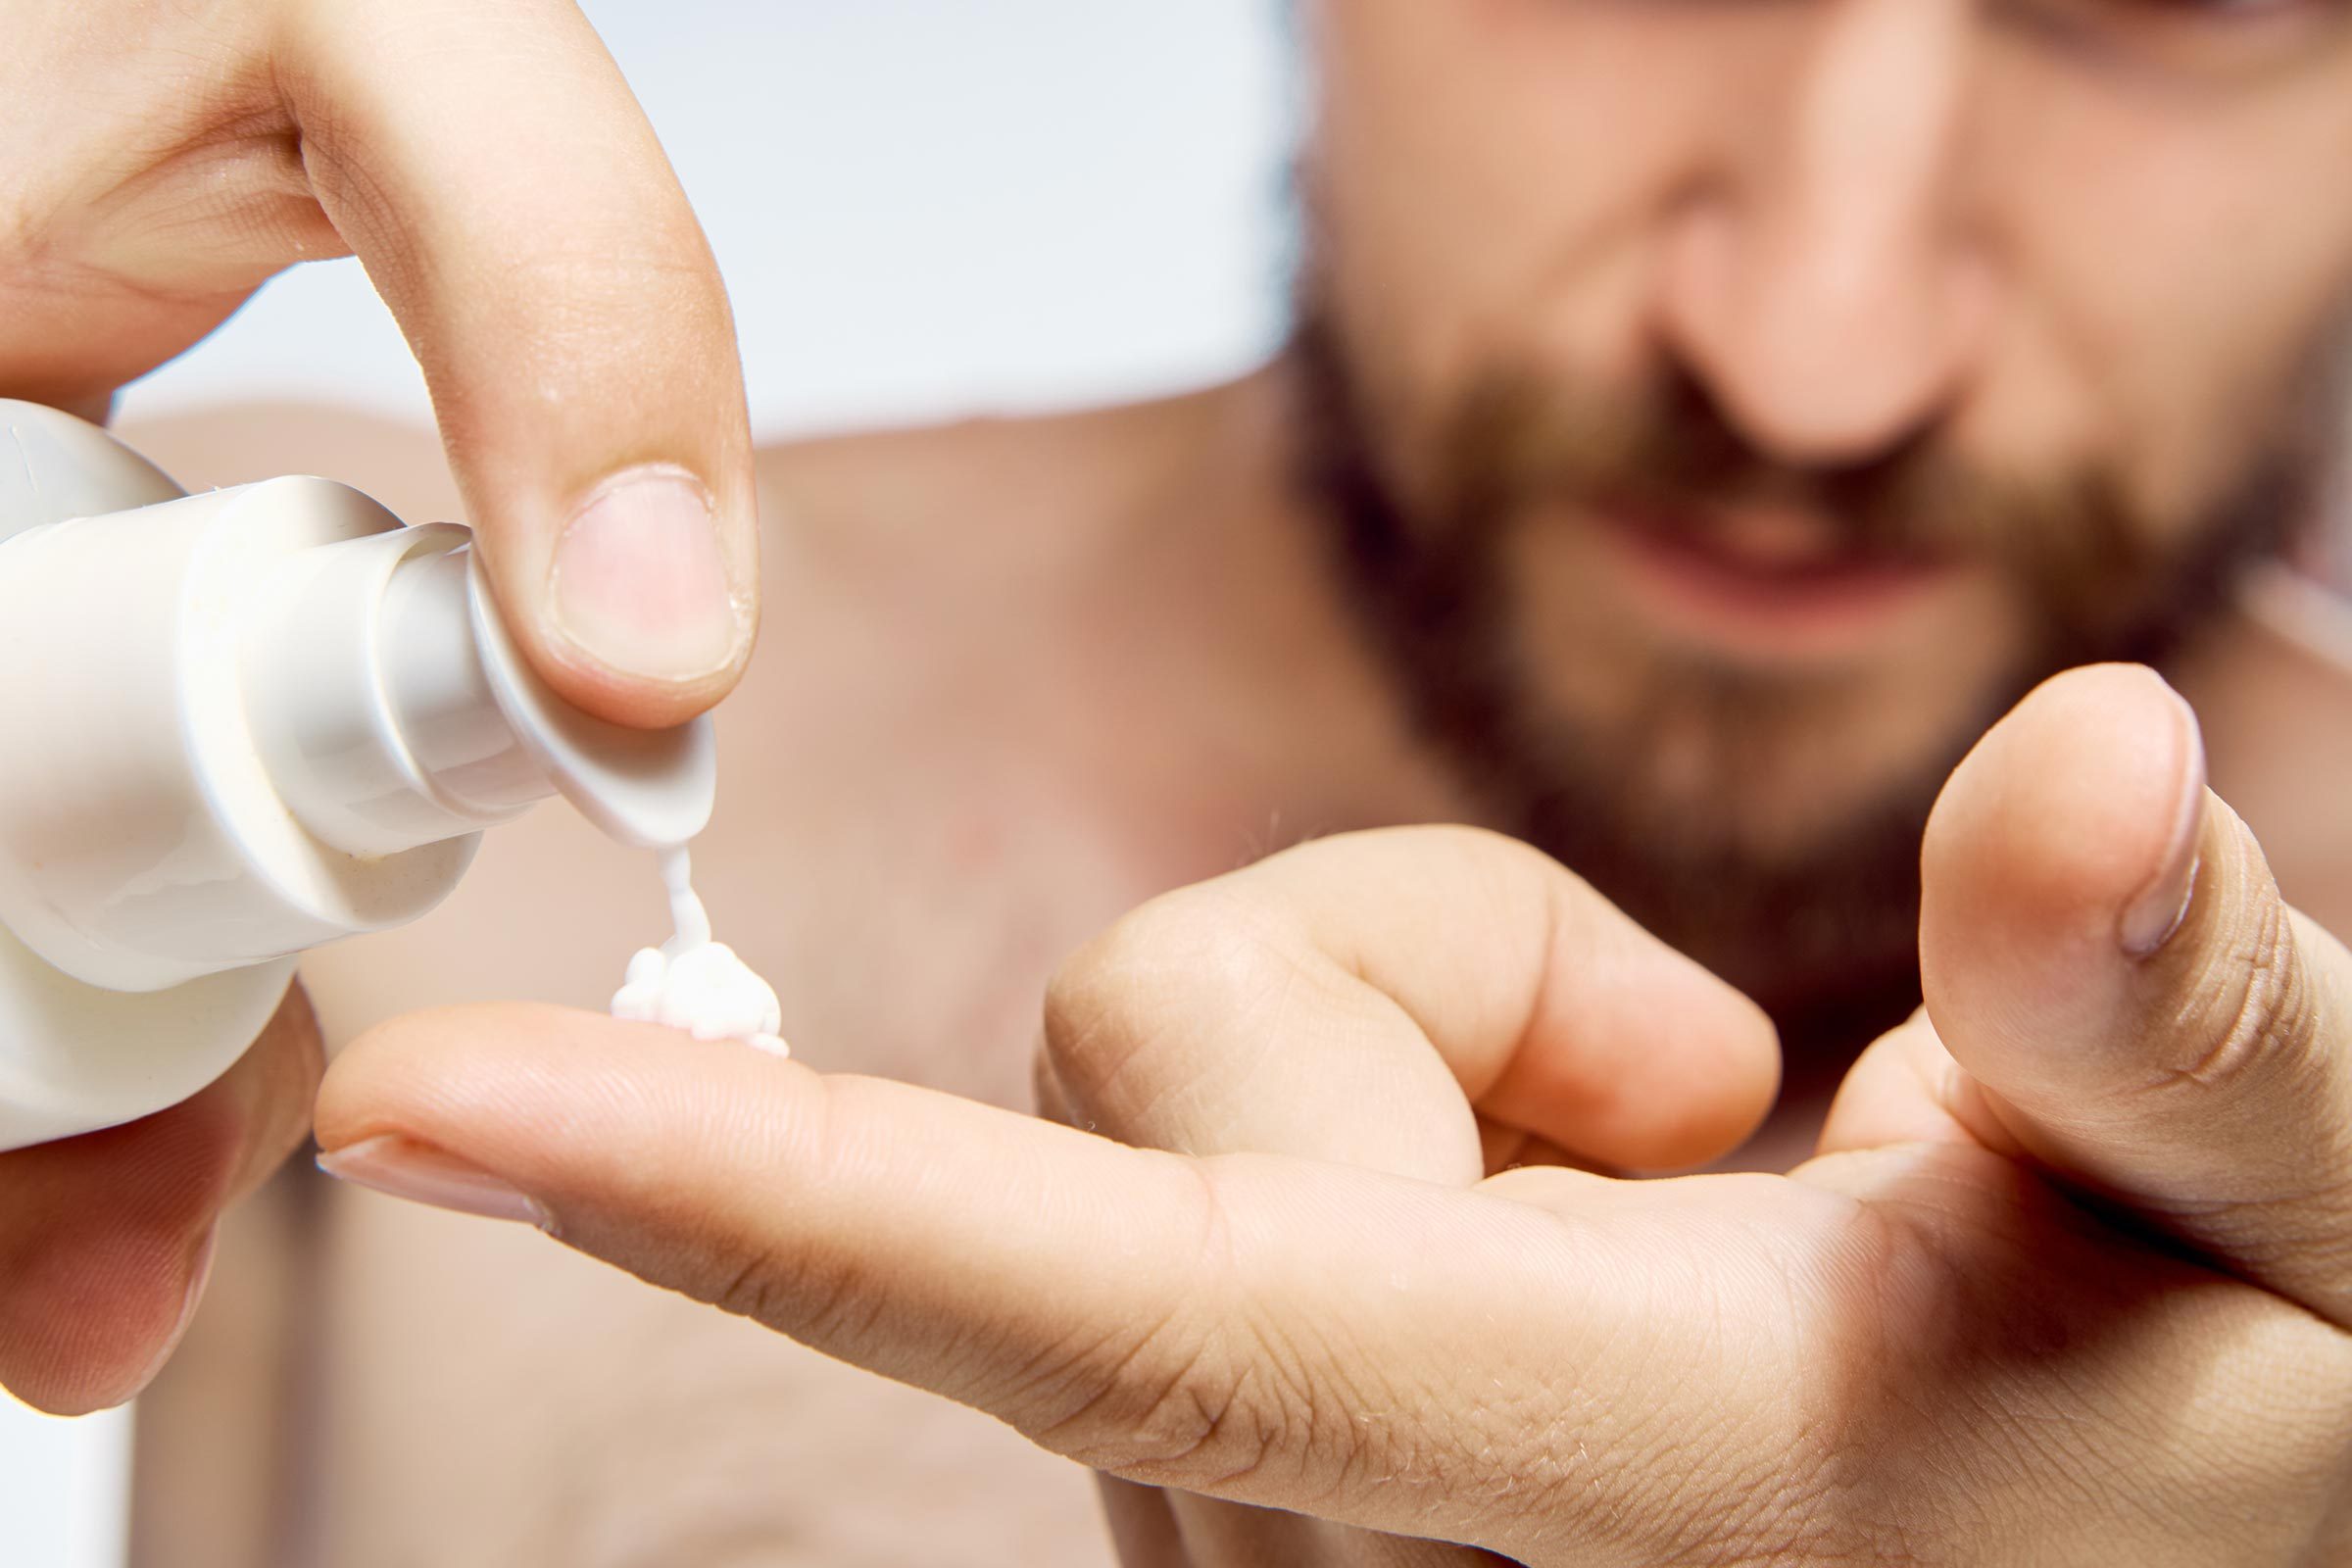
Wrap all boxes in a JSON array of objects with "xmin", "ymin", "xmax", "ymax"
[{"xmin": 1591, "ymin": 502, "xmax": 1960, "ymax": 665}]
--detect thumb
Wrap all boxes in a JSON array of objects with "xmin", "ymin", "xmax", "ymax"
[
  {"xmin": 1921, "ymin": 662, "xmax": 2352, "ymax": 1326},
  {"xmin": 281, "ymin": 0, "xmax": 758, "ymax": 728}
]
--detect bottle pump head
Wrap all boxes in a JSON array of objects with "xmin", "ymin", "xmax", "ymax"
[
  {"xmin": 0, "ymin": 399, "xmax": 717, "ymax": 1149},
  {"xmin": 243, "ymin": 505, "xmax": 718, "ymax": 860}
]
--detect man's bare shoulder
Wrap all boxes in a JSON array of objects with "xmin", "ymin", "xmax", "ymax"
[
  {"xmin": 2181, "ymin": 566, "xmax": 2352, "ymax": 936},
  {"xmin": 119, "ymin": 389, "xmax": 1222, "ymax": 558},
  {"xmin": 755, "ymin": 390, "xmax": 1233, "ymax": 597}
]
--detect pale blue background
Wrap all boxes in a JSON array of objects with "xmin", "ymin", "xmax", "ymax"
[
  {"xmin": 9, "ymin": 4, "xmax": 1295, "ymax": 1562},
  {"xmin": 122, "ymin": 0, "xmax": 1298, "ymax": 436}
]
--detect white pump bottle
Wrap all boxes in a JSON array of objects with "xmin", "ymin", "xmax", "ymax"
[{"xmin": 0, "ymin": 400, "xmax": 716, "ymax": 1152}]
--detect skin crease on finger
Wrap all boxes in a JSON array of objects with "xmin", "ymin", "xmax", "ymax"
[{"xmin": 103, "ymin": 0, "xmax": 2352, "ymax": 1566}]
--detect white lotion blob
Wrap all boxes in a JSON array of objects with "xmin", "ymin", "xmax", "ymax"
[{"xmin": 611, "ymin": 846, "xmax": 788, "ymax": 1056}]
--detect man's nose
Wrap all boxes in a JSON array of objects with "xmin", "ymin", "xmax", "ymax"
[{"xmin": 1655, "ymin": 0, "xmax": 1992, "ymax": 466}]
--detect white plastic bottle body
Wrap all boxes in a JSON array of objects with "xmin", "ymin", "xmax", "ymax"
[
  {"xmin": 0, "ymin": 401, "xmax": 714, "ymax": 1150},
  {"xmin": 0, "ymin": 483, "xmax": 476, "ymax": 1150},
  {"xmin": 0, "ymin": 482, "xmax": 476, "ymax": 994}
]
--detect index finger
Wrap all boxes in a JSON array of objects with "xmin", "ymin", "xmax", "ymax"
[
  {"xmin": 314, "ymin": 1004, "xmax": 1811, "ymax": 1563},
  {"xmin": 278, "ymin": 0, "xmax": 757, "ymax": 726}
]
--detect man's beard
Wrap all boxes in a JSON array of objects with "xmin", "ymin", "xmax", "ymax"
[{"xmin": 1293, "ymin": 308, "xmax": 2322, "ymax": 1052}]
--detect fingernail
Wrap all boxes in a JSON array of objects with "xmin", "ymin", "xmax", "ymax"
[
  {"xmin": 551, "ymin": 466, "xmax": 743, "ymax": 681},
  {"xmin": 2119, "ymin": 686, "xmax": 2206, "ymax": 958},
  {"xmin": 318, "ymin": 1136, "xmax": 552, "ymax": 1230}
]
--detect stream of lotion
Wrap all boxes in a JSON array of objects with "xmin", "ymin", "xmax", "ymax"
[{"xmin": 609, "ymin": 846, "xmax": 788, "ymax": 1056}]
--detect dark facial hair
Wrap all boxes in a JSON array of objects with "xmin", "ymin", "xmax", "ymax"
[{"xmin": 1292, "ymin": 309, "xmax": 2317, "ymax": 1056}]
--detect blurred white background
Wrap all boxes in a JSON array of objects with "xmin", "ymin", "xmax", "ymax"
[
  {"xmin": 122, "ymin": 0, "xmax": 1298, "ymax": 436},
  {"xmin": 7, "ymin": 3, "xmax": 1295, "ymax": 1562}
]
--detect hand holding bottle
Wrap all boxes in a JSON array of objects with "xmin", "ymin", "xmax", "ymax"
[{"xmin": 0, "ymin": 0, "xmax": 760, "ymax": 1410}]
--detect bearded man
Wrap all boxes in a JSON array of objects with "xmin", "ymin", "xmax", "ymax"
[{"xmin": 10, "ymin": 3, "xmax": 2352, "ymax": 1564}]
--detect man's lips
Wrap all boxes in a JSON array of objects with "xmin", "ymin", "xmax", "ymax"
[{"xmin": 1591, "ymin": 505, "xmax": 1959, "ymax": 664}]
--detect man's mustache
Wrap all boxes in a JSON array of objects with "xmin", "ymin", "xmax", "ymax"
[{"xmin": 1438, "ymin": 366, "xmax": 2153, "ymax": 627}]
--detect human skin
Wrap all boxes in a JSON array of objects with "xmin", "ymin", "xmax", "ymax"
[
  {"xmin": 282, "ymin": 1, "xmax": 2352, "ymax": 1545},
  {"xmin": 120, "ymin": 384, "xmax": 1443, "ymax": 1566},
  {"xmin": 1303, "ymin": 0, "xmax": 2352, "ymax": 872},
  {"xmin": 52, "ymin": 0, "xmax": 2352, "ymax": 1560},
  {"xmin": 0, "ymin": 0, "xmax": 758, "ymax": 1417},
  {"xmin": 124, "ymin": 381, "xmax": 2352, "ymax": 1567},
  {"xmin": 314, "ymin": 665, "xmax": 2352, "ymax": 1563}
]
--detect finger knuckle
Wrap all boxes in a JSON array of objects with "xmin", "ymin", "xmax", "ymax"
[
  {"xmin": 1041, "ymin": 1320, "xmax": 1289, "ymax": 1490},
  {"xmin": 693, "ymin": 1221, "xmax": 901, "ymax": 1371},
  {"xmin": 666, "ymin": 1085, "xmax": 888, "ymax": 1352},
  {"xmin": 2170, "ymin": 886, "xmax": 2317, "ymax": 1098},
  {"xmin": 703, "ymin": 1238, "xmax": 809, "ymax": 1332},
  {"xmin": 1039, "ymin": 917, "xmax": 1144, "ymax": 1092},
  {"xmin": 1010, "ymin": 1166, "xmax": 1335, "ymax": 1497},
  {"xmin": 1042, "ymin": 892, "xmax": 1300, "ymax": 1125}
]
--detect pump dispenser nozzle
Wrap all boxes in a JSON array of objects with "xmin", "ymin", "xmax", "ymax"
[
  {"xmin": 0, "ymin": 400, "xmax": 716, "ymax": 1150},
  {"xmin": 242, "ymin": 510, "xmax": 716, "ymax": 862}
]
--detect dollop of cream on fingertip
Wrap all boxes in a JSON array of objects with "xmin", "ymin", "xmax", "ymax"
[{"xmin": 611, "ymin": 846, "xmax": 788, "ymax": 1056}]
